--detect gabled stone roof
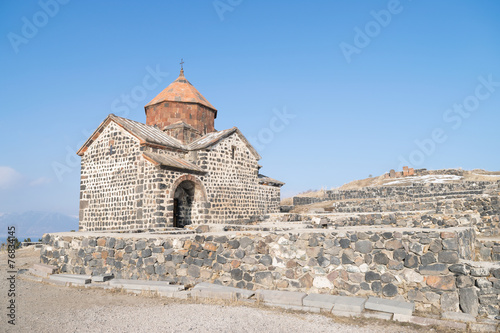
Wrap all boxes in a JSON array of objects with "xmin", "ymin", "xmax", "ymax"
[
  {"xmin": 77, "ymin": 114, "xmax": 185, "ymax": 155},
  {"xmin": 77, "ymin": 114, "xmax": 261, "ymax": 160},
  {"xmin": 258, "ymin": 174, "xmax": 285, "ymax": 187},
  {"xmin": 163, "ymin": 121, "xmax": 200, "ymax": 133},
  {"xmin": 142, "ymin": 151, "xmax": 206, "ymax": 174},
  {"xmin": 145, "ymin": 69, "xmax": 217, "ymax": 113},
  {"xmin": 77, "ymin": 113, "xmax": 283, "ymax": 186},
  {"xmin": 188, "ymin": 127, "xmax": 262, "ymax": 160}
]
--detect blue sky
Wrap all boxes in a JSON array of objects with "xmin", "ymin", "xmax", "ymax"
[{"xmin": 1, "ymin": 0, "xmax": 499, "ymax": 217}]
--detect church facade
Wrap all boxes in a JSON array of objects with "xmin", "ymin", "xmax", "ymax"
[{"xmin": 77, "ymin": 68, "xmax": 283, "ymax": 231}]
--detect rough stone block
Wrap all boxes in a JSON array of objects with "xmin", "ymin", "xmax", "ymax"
[
  {"xmin": 91, "ymin": 274, "xmax": 114, "ymax": 283},
  {"xmin": 469, "ymin": 322, "xmax": 499, "ymax": 332},
  {"xmin": 426, "ymin": 275, "xmax": 455, "ymax": 291},
  {"xmin": 459, "ymin": 287, "xmax": 479, "ymax": 316},
  {"xmin": 332, "ymin": 296, "xmax": 367, "ymax": 313},
  {"xmin": 193, "ymin": 282, "xmax": 254, "ymax": 299},
  {"xmin": 438, "ymin": 251, "xmax": 459, "ymax": 264},
  {"xmin": 382, "ymin": 283, "xmax": 398, "ymax": 297},
  {"xmin": 471, "ymin": 267, "xmax": 490, "ymax": 277},
  {"xmin": 448, "ymin": 264, "xmax": 469, "ymax": 275},
  {"xmin": 302, "ymin": 293, "xmax": 338, "ymax": 310},
  {"xmin": 440, "ymin": 292, "xmax": 459, "ymax": 312},
  {"xmin": 364, "ymin": 296, "xmax": 414, "ymax": 315},
  {"xmin": 456, "ymin": 275, "xmax": 473, "ymax": 288},
  {"xmin": 255, "ymin": 289, "xmax": 307, "ymax": 307},
  {"xmin": 441, "ymin": 311, "xmax": 476, "ymax": 322},
  {"xmin": 32, "ymin": 263, "xmax": 57, "ymax": 275},
  {"xmin": 361, "ymin": 311, "xmax": 393, "ymax": 320},
  {"xmin": 109, "ymin": 279, "xmax": 184, "ymax": 293},
  {"xmin": 419, "ymin": 263, "xmax": 448, "ymax": 275},
  {"xmin": 255, "ymin": 271, "xmax": 273, "ymax": 287},
  {"xmin": 49, "ymin": 274, "xmax": 91, "ymax": 285},
  {"xmin": 355, "ymin": 240, "xmax": 372, "ymax": 254}
]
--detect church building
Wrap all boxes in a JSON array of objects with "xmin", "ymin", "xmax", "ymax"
[{"xmin": 77, "ymin": 66, "xmax": 283, "ymax": 231}]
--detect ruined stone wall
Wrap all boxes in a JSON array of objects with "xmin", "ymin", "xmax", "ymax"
[
  {"xmin": 437, "ymin": 196, "xmax": 500, "ymax": 216},
  {"xmin": 293, "ymin": 183, "xmax": 495, "ymax": 206},
  {"xmin": 42, "ymin": 226, "xmax": 500, "ymax": 318},
  {"xmin": 330, "ymin": 198, "xmax": 438, "ymax": 213},
  {"xmin": 420, "ymin": 169, "xmax": 466, "ymax": 177}
]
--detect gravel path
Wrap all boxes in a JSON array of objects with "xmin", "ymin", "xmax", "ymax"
[{"xmin": 0, "ymin": 248, "xmax": 432, "ymax": 333}]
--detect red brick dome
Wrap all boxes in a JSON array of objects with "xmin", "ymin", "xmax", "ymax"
[
  {"xmin": 145, "ymin": 69, "xmax": 216, "ymax": 112},
  {"xmin": 145, "ymin": 69, "xmax": 217, "ymax": 136}
]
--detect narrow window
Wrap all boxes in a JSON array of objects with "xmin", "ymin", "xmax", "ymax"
[{"xmin": 231, "ymin": 146, "xmax": 236, "ymax": 159}]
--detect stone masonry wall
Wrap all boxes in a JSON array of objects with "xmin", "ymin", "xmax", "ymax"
[
  {"xmin": 80, "ymin": 125, "xmax": 281, "ymax": 231},
  {"xmin": 41, "ymin": 226, "xmax": 500, "ymax": 318},
  {"xmin": 79, "ymin": 122, "xmax": 156, "ymax": 231},
  {"xmin": 79, "ymin": 122, "xmax": 192, "ymax": 231},
  {"xmin": 258, "ymin": 184, "xmax": 281, "ymax": 215},
  {"xmin": 196, "ymin": 133, "xmax": 279, "ymax": 223}
]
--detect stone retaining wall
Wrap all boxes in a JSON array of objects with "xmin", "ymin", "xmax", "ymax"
[
  {"xmin": 291, "ymin": 193, "xmax": 500, "ymax": 237},
  {"xmin": 41, "ymin": 226, "xmax": 500, "ymax": 318},
  {"xmin": 275, "ymin": 212, "xmax": 480, "ymax": 229},
  {"xmin": 329, "ymin": 198, "xmax": 438, "ymax": 213}
]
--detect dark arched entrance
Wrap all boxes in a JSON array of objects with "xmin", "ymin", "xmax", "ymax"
[{"xmin": 173, "ymin": 180, "xmax": 195, "ymax": 228}]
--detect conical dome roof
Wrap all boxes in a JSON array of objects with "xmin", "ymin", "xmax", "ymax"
[{"xmin": 145, "ymin": 69, "xmax": 216, "ymax": 111}]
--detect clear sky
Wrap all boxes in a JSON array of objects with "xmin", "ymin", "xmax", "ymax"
[{"xmin": 1, "ymin": 0, "xmax": 499, "ymax": 217}]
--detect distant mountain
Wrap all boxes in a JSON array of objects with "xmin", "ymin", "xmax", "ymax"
[{"xmin": 0, "ymin": 211, "xmax": 78, "ymax": 242}]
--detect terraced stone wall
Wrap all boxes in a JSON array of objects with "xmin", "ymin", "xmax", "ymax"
[
  {"xmin": 275, "ymin": 212, "xmax": 482, "ymax": 229},
  {"xmin": 41, "ymin": 226, "xmax": 499, "ymax": 318},
  {"xmin": 293, "ymin": 182, "xmax": 498, "ymax": 206}
]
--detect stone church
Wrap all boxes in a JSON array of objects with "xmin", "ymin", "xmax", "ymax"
[{"xmin": 77, "ymin": 67, "xmax": 283, "ymax": 231}]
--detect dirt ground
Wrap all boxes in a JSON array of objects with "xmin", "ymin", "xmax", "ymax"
[{"xmin": 0, "ymin": 248, "xmax": 443, "ymax": 333}]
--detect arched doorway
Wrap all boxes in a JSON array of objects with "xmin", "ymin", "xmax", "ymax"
[
  {"xmin": 170, "ymin": 175, "xmax": 208, "ymax": 228},
  {"xmin": 173, "ymin": 180, "xmax": 195, "ymax": 228}
]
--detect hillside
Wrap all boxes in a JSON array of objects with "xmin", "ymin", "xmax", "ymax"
[
  {"xmin": 283, "ymin": 168, "xmax": 500, "ymax": 206},
  {"xmin": 339, "ymin": 169, "xmax": 500, "ymax": 189}
]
